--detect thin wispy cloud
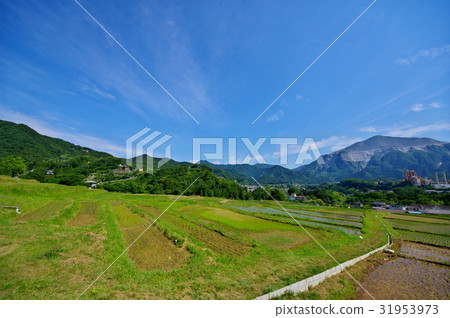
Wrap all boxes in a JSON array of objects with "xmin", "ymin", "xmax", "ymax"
[
  {"xmin": 359, "ymin": 122, "xmax": 450, "ymax": 138},
  {"xmin": 79, "ymin": 82, "xmax": 116, "ymax": 100},
  {"xmin": 410, "ymin": 103, "xmax": 425, "ymax": 112},
  {"xmin": 267, "ymin": 109, "xmax": 284, "ymax": 122},
  {"xmin": 3, "ymin": 1, "xmax": 211, "ymax": 124},
  {"xmin": 316, "ymin": 136, "xmax": 362, "ymax": 152},
  {"xmin": 396, "ymin": 44, "xmax": 450, "ymax": 65},
  {"xmin": 388, "ymin": 123, "xmax": 450, "ymax": 137},
  {"xmin": 340, "ymin": 86, "xmax": 419, "ymax": 127},
  {"xmin": 359, "ymin": 126, "xmax": 377, "ymax": 133},
  {"xmin": 430, "ymin": 102, "xmax": 441, "ymax": 108},
  {"xmin": 409, "ymin": 102, "xmax": 442, "ymax": 112},
  {"xmin": 363, "ymin": 86, "xmax": 450, "ymax": 126}
]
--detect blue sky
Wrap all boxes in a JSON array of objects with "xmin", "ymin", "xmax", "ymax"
[{"xmin": 1, "ymin": 0, "xmax": 449, "ymax": 168}]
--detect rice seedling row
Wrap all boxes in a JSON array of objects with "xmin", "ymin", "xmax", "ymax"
[
  {"xmin": 394, "ymin": 229, "xmax": 450, "ymax": 248},
  {"xmin": 385, "ymin": 218, "xmax": 450, "ymax": 236},
  {"xmin": 231, "ymin": 206, "xmax": 363, "ymax": 228},
  {"xmin": 20, "ymin": 200, "xmax": 72, "ymax": 221},
  {"xmin": 384, "ymin": 213, "xmax": 450, "ymax": 225},
  {"xmin": 138, "ymin": 205, "xmax": 249, "ymax": 255},
  {"xmin": 111, "ymin": 203, "xmax": 190, "ymax": 271}
]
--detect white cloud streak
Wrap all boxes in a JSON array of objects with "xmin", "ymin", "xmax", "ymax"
[
  {"xmin": 359, "ymin": 123, "xmax": 450, "ymax": 138},
  {"xmin": 387, "ymin": 123, "xmax": 450, "ymax": 137},
  {"xmin": 316, "ymin": 136, "xmax": 363, "ymax": 152},
  {"xmin": 396, "ymin": 44, "xmax": 450, "ymax": 65},
  {"xmin": 410, "ymin": 104, "xmax": 425, "ymax": 112},
  {"xmin": 267, "ymin": 109, "xmax": 284, "ymax": 122},
  {"xmin": 409, "ymin": 102, "xmax": 442, "ymax": 112}
]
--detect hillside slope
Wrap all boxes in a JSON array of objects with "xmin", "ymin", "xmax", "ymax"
[
  {"xmin": 1, "ymin": 120, "xmax": 448, "ymax": 184},
  {"xmin": 0, "ymin": 120, "xmax": 112, "ymax": 162},
  {"xmin": 295, "ymin": 136, "xmax": 450, "ymax": 182}
]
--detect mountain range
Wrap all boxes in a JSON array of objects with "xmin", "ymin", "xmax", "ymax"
[{"xmin": 1, "ymin": 119, "xmax": 449, "ymax": 184}]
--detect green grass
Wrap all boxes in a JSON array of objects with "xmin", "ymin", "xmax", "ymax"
[
  {"xmin": 384, "ymin": 218, "xmax": 450, "ymax": 236},
  {"xmin": 0, "ymin": 176, "xmax": 388, "ymax": 299},
  {"xmin": 393, "ymin": 229, "xmax": 450, "ymax": 248},
  {"xmin": 382, "ymin": 211, "xmax": 450, "ymax": 248},
  {"xmin": 384, "ymin": 213, "xmax": 450, "ymax": 225}
]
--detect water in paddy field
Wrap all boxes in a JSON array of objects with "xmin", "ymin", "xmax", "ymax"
[
  {"xmin": 230, "ymin": 206, "xmax": 361, "ymax": 235},
  {"xmin": 357, "ymin": 242, "xmax": 450, "ymax": 299}
]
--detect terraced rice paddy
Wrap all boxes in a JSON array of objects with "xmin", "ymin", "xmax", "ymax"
[
  {"xmin": 230, "ymin": 206, "xmax": 362, "ymax": 235},
  {"xmin": 0, "ymin": 176, "xmax": 389, "ymax": 299},
  {"xmin": 399, "ymin": 241, "xmax": 450, "ymax": 264},
  {"xmin": 111, "ymin": 203, "xmax": 190, "ymax": 270},
  {"xmin": 67, "ymin": 201, "xmax": 100, "ymax": 227},
  {"xmin": 249, "ymin": 230, "xmax": 311, "ymax": 250},
  {"xmin": 20, "ymin": 200, "xmax": 72, "ymax": 221},
  {"xmin": 357, "ymin": 257, "xmax": 449, "ymax": 299},
  {"xmin": 385, "ymin": 218, "xmax": 450, "ymax": 236},
  {"xmin": 139, "ymin": 206, "xmax": 250, "ymax": 255},
  {"xmin": 384, "ymin": 212, "xmax": 450, "ymax": 248},
  {"xmin": 394, "ymin": 229, "xmax": 450, "ymax": 248},
  {"xmin": 384, "ymin": 213, "xmax": 450, "ymax": 224}
]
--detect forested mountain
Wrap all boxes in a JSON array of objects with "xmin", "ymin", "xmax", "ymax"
[
  {"xmin": 1, "ymin": 120, "xmax": 449, "ymax": 185},
  {"xmin": 0, "ymin": 120, "xmax": 111, "ymax": 163},
  {"xmin": 201, "ymin": 161, "xmax": 305, "ymax": 184},
  {"xmin": 295, "ymin": 136, "xmax": 450, "ymax": 183}
]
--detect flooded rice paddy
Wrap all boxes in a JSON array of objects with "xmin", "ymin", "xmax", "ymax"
[{"xmin": 358, "ymin": 242, "xmax": 450, "ymax": 299}]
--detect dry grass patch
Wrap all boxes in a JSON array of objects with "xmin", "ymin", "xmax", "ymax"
[
  {"xmin": 112, "ymin": 204, "xmax": 190, "ymax": 271},
  {"xmin": 161, "ymin": 213, "xmax": 249, "ymax": 255}
]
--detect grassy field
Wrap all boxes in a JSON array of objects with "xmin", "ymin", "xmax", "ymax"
[
  {"xmin": 0, "ymin": 176, "xmax": 387, "ymax": 299},
  {"xmin": 383, "ymin": 212, "xmax": 450, "ymax": 248},
  {"xmin": 273, "ymin": 209, "xmax": 450, "ymax": 300},
  {"xmin": 393, "ymin": 229, "xmax": 450, "ymax": 248}
]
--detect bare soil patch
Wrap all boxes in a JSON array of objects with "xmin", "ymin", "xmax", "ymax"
[
  {"xmin": 399, "ymin": 241, "xmax": 450, "ymax": 264},
  {"xmin": 357, "ymin": 257, "xmax": 449, "ymax": 299}
]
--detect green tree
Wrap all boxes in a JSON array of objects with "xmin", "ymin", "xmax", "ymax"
[
  {"xmin": 270, "ymin": 188, "xmax": 286, "ymax": 201},
  {"xmin": 0, "ymin": 156, "xmax": 27, "ymax": 177}
]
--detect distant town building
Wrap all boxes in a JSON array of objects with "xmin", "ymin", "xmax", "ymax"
[
  {"xmin": 114, "ymin": 164, "xmax": 131, "ymax": 174},
  {"xmin": 86, "ymin": 180, "xmax": 97, "ymax": 189},
  {"xmin": 242, "ymin": 185, "xmax": 258, "ymax": 192},
  {"xmin": 389, "ymin": 205, "xmax": 406, "ymax": 211},
  {"xmin": 289, "ymin": 194, "xmax": 306, "ymax": 201},
  {"xmin": 404, "ymin": 170, "xmax": 417, "ymax": 181},
  {"xmin": 402, "ymin": 170, "xmax": 449, "ymax": 187},
  {"xmin": 370, "ymin": 201, "xmax": 388, "ymax": 208},
  {"xmin": 350, "ymin": 202, "xmax": 364, "ymax": 208}
]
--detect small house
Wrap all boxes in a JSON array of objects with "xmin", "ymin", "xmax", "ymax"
[{"xmin": 86, "ymin": 180, "xmax": 97, "ymax": 189}]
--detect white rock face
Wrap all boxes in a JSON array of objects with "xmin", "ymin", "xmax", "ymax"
[{"xmin": 340, "ymin": 146, "xmax": 431, "ymax": 168}]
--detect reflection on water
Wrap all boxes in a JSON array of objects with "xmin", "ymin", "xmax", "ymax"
[{"xmin": 230, "ymin": 206, "xmax": 361, "ymax": 235}]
